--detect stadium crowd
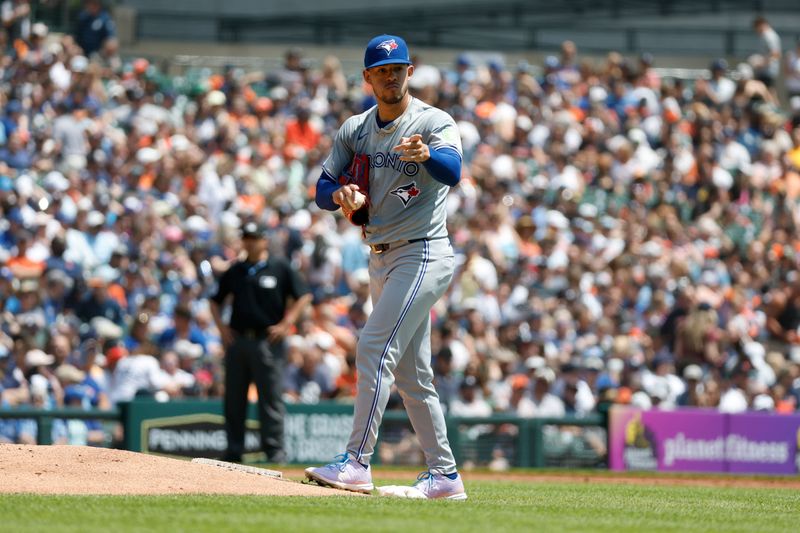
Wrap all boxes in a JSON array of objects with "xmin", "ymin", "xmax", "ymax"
[{"xmin": 2, "ymin": 9, "xmax": 800, "ymax": 446}]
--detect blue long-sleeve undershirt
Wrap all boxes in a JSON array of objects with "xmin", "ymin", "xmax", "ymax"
[
  {"xmin": 315, "ymin": 147, "xmax": 462, "ymax": 211},
  {"xmin": 423, "ymin": 146, "xmax": 462, "ymax": 187},
  {"xmin": 315, "ymin": 170, "xmax": 340, "ymax": 211}
]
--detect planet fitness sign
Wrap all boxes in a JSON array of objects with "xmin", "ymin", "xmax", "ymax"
[{"xmin": 609, "ymin": 407, "xmax": 800, "ymax": 474}]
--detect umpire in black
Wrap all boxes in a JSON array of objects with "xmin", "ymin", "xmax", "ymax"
[{"xmin": 210, "ymin": 221, "xmax": 312, "ymax": 463}]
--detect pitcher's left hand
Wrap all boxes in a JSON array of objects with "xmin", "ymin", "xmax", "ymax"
[{"xmin": 393, "ymin": 134, "xmax": 429, "ymax": 162}]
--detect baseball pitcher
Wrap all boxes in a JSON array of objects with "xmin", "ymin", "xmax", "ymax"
[{"xmin": 305, "ymin": 34, "xmax": 467, "ymax": 500}]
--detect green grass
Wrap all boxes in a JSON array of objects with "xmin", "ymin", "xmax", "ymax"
[{"xmin": 2, "ymin": 480, "xmax": 798, "ymax": 533}]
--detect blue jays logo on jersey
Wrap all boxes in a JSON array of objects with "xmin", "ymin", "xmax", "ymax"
[
  {"xmin": 390, "ymin": 182, "xmax": 421, "ymax": 207},
  {"xmin": 377, "ymin": 39, "xmax": 398, "ymax": 56}
]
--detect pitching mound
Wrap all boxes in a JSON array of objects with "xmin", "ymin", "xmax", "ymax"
[{"xmin": 0, "ymin": 444, "xmax": 356, "ymax": 496}]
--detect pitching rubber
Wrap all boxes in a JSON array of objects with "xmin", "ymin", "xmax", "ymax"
[{"xmin": 191, "ymin": 458, "xmax": 283, "ymax": 479}]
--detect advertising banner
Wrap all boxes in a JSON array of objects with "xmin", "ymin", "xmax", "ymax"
[
  {"xmin": 609, "ymin": 406, "xmax": 800, "ymax": 475},
  {"xmin": 726, "ymin": 413, "xmax": 800, "ymax": 475},
  {"xmin": 123, "ymin": 399, "xmax": 354, "ymax": 464}
]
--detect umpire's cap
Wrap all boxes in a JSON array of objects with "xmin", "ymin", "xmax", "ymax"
[
  {"xmin": 364, "ymin": 35, "xmax": 412, "ymax": 69},
  {"xmin": 240, "ymin": 221, "xmax": 267, "ymax": 239}
]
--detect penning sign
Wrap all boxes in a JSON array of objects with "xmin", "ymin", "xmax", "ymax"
[{"xmin": 123, "ymin": 399, "xmax": 354, "ymax": 464}]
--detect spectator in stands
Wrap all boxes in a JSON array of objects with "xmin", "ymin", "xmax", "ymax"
[
  {"xmin": 676, "ymin": 364, "xmax": 704, "ymax": 407},
  {"xmin": 13, "ymin": 278, "xmax": 45, "ymax": 334},
  {"xmin": 705, "ymin": 59, "xmax": 736, "ymax": 105},
  {"xmin": 785, "ymin": 38, "xmax": 800, "ymax": 99},
  {"xmin": 528, "ymin": 368, "xmax": 565, "ymax": 418},
  {"xmin": 22, "ymin": 21, "xmax": 48, "ymax": 67},
  {"xmin": 0, "ymin": 130, "xmax": 32, "ymax": 170},
  {"xmin": 555, "ymin": 364, "xmax": 595, "ymax": 415},
  {"xmin": 122, "ymin": 312, "xmax": 151, "ymax": 353},
  {"xmin": 47, "ymin": 333, "xmax": 76, "ymax": 370},
  {"xmin": 284, "ymin": 348, "xmax": 334, "ymax": 404},
  {"xmin": 719, "ymin": 367, "xmax": 750, "ymax": 413},
  {"xmin": 433, "ymin": 348, "xmax": 459, "ymax": 414},
  {"xmin": 0, "ymin": 338, "xmax": 26, "ymax": 403},
  {"xmin": 332, "ymin": 352, "xmax": 358, "ymax": 401},
  {"xmin": 158, "ymin": 305, "xmax": 208, "ymax": 355},
  {"xmin": 75, "ymin": 272, "xmax": 125, "ymax": 328},
  {"xmin": 449, "ymin": 376, "xmax": 492, "ymax": 418},
  {"xmin": 674, "ymin": 302, "xmax": 724, "ymax": 372},
  {"xmin": 284, "ymin": 102, "xmax": 320, "ymax": 158},
  {"xmin": 107, "ymin": 342, "xmax": 172, "ymax": 405},
  {"xmin": 1, "ymin": 0, "xmax": 30, "ymax": 47},
  {"xmin": 160, "ymin": 348, "xmax": 196, "ymax": 396},
  {"xmin": 16, "ymin": 375, "xmax": 51, "ymax": 444},
  {"xmin": 641, "ymin": 356, "xmax": 685, "ymax": 409},
  {"xmin": 506, "ymin": 374, "xmax": 534, "ymax": 417},
  {"xmin": 52, "ymin": 100, "xmax": 90, "ymax": 172},
  {"xmin": 42, "ymin": 269, "xmax": 71, "ymax": 321},
  {"xmin": 752, "ymin": 16, "xmax": 781, "ymax": 89},
  {"xmin": 75, "ymin": 0, "xmax": 115, "ymax": 57},
  {"xmin": 56, "ymin": 383, "xmax": 105, "ymax": 445}
]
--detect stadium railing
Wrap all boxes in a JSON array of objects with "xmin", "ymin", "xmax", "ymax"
[
  {"xmin": 0, "ymin": 406, "xmax": 122, "ymax": 446},
  {"xmin": 381, "ymin": 411, "xmax": 607, "ymax": 469}
]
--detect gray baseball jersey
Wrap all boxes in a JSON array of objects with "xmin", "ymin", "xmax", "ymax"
[
  {"xmin": 321, "ymin": 97, "xmax": 461, "ymax": 473},
  {"xmin": 321, "ymin": 97, "xmax": 462, "ymax": 245}
]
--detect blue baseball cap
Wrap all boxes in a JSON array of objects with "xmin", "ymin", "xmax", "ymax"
[
  {"xmin": 596, "ymin": 374, "xmax": 618, "ymax": 391},
  {"xmin": 63, "ymin": 384, "xmax": 90, "ymax": 404},
  {"xmin": 364, "ymin": 34, "xmax": 412, "ymax": 69},
  {"xmin": 6, "ymin": 100, "xmax": 22, "ymax": 114}
]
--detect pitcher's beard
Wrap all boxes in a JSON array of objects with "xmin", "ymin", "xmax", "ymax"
[{"xmin": 378, "ymin": 88, "xmax": 406, "ymax": 105}]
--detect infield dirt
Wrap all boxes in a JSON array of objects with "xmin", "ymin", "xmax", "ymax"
[{"xmin": 0, "ymin": 444, "xmax": 357, "ymax": 496}]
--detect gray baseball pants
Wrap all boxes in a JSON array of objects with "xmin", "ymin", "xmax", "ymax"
[{"xmin": 346, "ymin": 237, "xmax": 457, "ymax": 473}]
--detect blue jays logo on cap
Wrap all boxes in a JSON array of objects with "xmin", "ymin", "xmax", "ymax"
[
  {"xmin": 364, "ymin": 34, "xmax": 412, "ymax": 69},
  {"xmin": 377, "ymin": 39, "xmax": 398, "ymax": 55}
]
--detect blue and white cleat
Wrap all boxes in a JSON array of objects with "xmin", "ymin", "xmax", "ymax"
[
  {"xmin": 412, "ymin": 471, "xmax": 468, "ymax": 500},
  {"xmin": 304, "ymin": 453, "xmax": 374, "ymax": 494}
]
